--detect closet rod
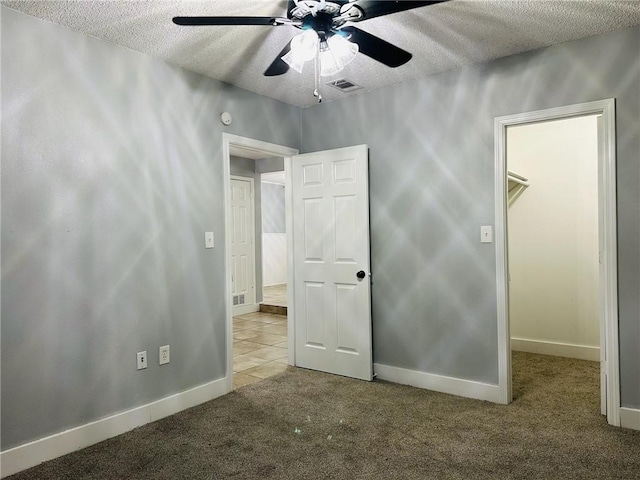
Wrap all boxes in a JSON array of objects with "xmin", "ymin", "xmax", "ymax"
[{"xmin": 507, "ymin": 170, "xmax": 529, "ymax": 187}]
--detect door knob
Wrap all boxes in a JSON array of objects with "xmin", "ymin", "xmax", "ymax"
[{"xmin": 356, "ymin": 270, "xmax": 366, "ymax": 279}]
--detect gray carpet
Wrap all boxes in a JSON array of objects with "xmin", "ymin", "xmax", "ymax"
[{"xmin": 8, "ymin": 352, "xmax": 640, "ymax": 479}]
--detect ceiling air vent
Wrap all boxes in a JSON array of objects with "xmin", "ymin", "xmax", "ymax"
[{"xmin": 327, "ymin": 78, "xmax": 362, "ymax": 93}]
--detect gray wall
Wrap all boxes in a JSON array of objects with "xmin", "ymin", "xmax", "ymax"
[
  {"xmin": 262, "ymin": 183, "xmax": 286, "ymax": 234},
  {"xmin": 256, "ymin": 157, "xmax": 284, "ymax": 174},
  {"xmin": 300, "ymin": 27, "xmax": 640, "ymax": 406},
  {"xmin": 1, "ymin": 7, "xmax": 300, "ymax": 450}
]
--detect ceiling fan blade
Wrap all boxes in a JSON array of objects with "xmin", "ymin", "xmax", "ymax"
[
  {"xmin": 348, "ymin": 1, "xmax": 447, "ymax": 21},
  {"xmin": 264, "ymin": 41, "xmax": 292, "ymax": 76},
  {"xmin": 172, "ymin": 16, "xmax": 289, "ymax": 26},
  {"xmin": 340, "ymin": 26, "xmax": 412, "ymax": 68}
]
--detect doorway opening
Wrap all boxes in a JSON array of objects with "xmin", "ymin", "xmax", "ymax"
[
  {"xmin": 222, "ymin": 134, "xmax": 299, "ymax": 391},
  {"xmin": 223, "ymin": 136, "xmax": 374, "ymax": 390},
  {"xmin": 494, "ymin": 99, "xmax": 619, "ymax": 426},
  {"xmin": 260, "ymin": 171, "xmax": 288, "ymax": 316},
  {"xmin": 507, "ymin": 115, "xmax": 600, "ymax": 408}
]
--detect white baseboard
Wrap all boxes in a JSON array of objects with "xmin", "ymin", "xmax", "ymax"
[
  {"xmin": 374, "ymin": 363, "xmax": 501, "ymax": 403},
  {"xmin": 511, "ymin": 337, "xmax": 599, "ymax": 362},
  {"xmin": 0, "ymin": 377, "xmax": 229, "ymax": 478},
  {"xmin": 233, "ymin": 303, "xmax": 260, "ymax": 316},
  {"xmin": 620, "ymin": 407, "xmax": 640, "ymax": 431}
]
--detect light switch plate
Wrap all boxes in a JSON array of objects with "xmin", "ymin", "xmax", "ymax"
[
  {"xmin": 481, "ymin": 225, "xmax": 493, "ymax": 243},
  {"xmin": 205, "ymin": 231, "xmax": 214, "ymax": 249}
]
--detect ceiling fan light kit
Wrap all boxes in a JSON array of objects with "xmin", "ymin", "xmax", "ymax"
[
  {"xmin": 283, "ymin": 29, "xmax": 358, "ymax": 76},
  {"xmin": 173, "ymin": 0, "xmax": 447, "ymax": 101},
  {"xmin": 320, "ymin": 34, "xmax": 359, "ymax": 76},
  {"xmin": 282, "ymin": 29, "xmax": 318, "ymax": 73}
]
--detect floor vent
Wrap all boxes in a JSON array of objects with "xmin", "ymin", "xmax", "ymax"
[
  {"xmin": 233, "ymin": 294, "xmax": 245, "ymax": 306},
  {"xmin": 327, "ymin": 78, "xmax": 362, "ymax": 93}
]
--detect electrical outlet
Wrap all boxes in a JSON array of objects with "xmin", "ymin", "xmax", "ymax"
[
  {"xmin": 159, "ymin": 345, "xmax": 170, "ymax": 365},
  {"xmin": 137, "ymin": 351, "xmax": 147, "ymax": 370}
]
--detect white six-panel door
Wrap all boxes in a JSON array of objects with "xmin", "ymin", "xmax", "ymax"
[
  {"xmin": 291, "ymin": 145, "xmax": 373, "ymax": 381},
  {"xmin": 230, "ymin": 176, "xmax": 255, "ymax": 313}
]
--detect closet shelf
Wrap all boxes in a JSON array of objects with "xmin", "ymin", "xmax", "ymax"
[{"xmin": 508, "ymin": 170, "xmax": 529, "ymax": 191}]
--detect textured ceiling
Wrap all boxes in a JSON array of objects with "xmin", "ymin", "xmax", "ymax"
[{"xmin": 3, "ymin": 0, "xmax": 640, "ymax": 107}]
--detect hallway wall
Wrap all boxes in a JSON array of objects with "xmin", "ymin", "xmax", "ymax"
[{"xmin": 262, "ymin": 182, "xmax": 287, "ymax": 287}]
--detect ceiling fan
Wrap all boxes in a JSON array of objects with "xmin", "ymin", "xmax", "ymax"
[{"xmin": 173, "ymin": 0, "xmax": 446, "ymax": 80}]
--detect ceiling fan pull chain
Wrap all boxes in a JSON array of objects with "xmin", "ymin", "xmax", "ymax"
[{"xmin": 313, "ymin": 40, "xmax": 322, "ymax": 103}]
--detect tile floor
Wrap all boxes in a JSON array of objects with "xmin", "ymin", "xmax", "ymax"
[
  {"xmin": 262, "ymin": 283, "xmax": 287, "ymax": 307},
  {"xmin": 233, "ymin": 311, "xmax": 288, "ymax": 389}
]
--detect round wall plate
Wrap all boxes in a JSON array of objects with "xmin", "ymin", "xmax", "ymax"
[{"xmin": 220, "ymin": 112, "xmax": 232, "ymax": 126}]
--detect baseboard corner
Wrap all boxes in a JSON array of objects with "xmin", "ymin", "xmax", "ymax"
[
  {"xmin": 0, "ymin": 376, "xmax": 229, "ymax": 478},
  {"xmin": 510, "ymin": 337, "xmax": 599, "ymax": 361},
  {"xmin": 232, "ymin": 304, "xmax": 260, "ymax": 316}
]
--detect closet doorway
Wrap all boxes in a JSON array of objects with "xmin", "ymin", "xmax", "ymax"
[
  {"xmin": 507, "ymin": 115, "xmax": 599, "ymax": 363},
  {"xmin": 494, "ymin": 100, "xmax": 620, "ymax": 426}
]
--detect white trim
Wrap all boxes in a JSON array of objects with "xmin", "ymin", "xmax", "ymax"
[
  {"xmin": 222, "ymin": 134, "xmax": 299, "ymax": 386},
  {"xmin": 511, "ymin": 338, "xmax": 600, "ymax": 362},
  {"xmin": 494, "ymin": 114, "xmax": 512, "ymax": 404},
  {"xmin": 620, "ymin": 407, "xmax": 640, "ymax": 431},
  {"xmin": 494, "ymin": 99, "xmax": 620, "ymax": 425},
  {"xmin": 284, "ymin": 156, "xmax": 296, "ymax": 366},
  {"xmin": 597, "ymin": 114, "xmax": 607, "ymax": 416},
  {"xmin": 600, "ymin": 99, "xmax": 620, "ymax": 427},
  {"xmin": 263, "ymin": 282, "xmax": 287, "ymax": 288},
  {"xmin": 374, "ymin": 363, "xmax": 501, "ymax": 403},
  {"xmin": 232, "ymin": 304, "xmax": 260, "ymax": 316},
  {"xmin": 0, "ymin": 377, "xmax": 227, "ymax": 478}
]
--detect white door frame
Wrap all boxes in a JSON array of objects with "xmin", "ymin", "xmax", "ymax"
[
  {"xmin": 230, "ymin": 175, "xmax": 256, "ymax": 316},
  {"xmin": 494, "ymin": 99, "xmax": 620, "ymax": 426},
  {"xmin": 222, "ymin": 133, "xmax": 299, "ymax": 392}
]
